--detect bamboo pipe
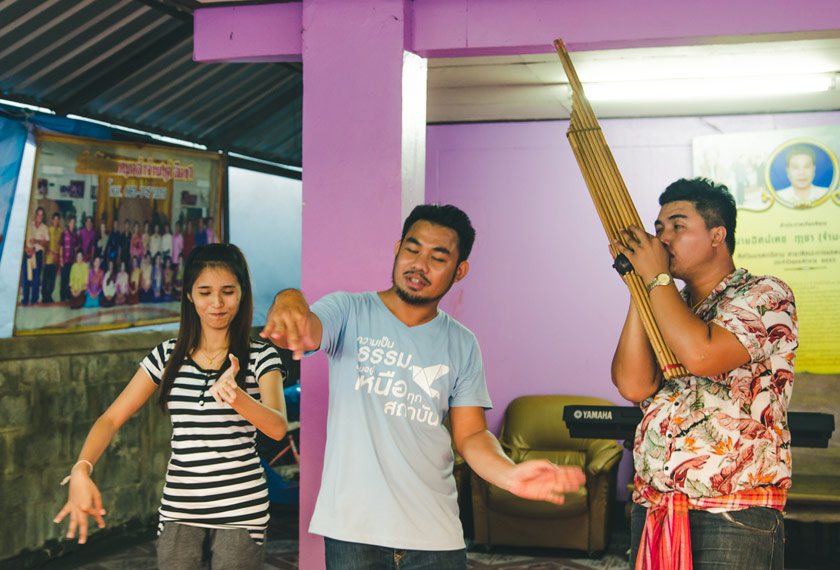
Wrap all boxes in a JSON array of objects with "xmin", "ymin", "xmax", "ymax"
[{"xmin": 555, "ymin": 39, "xmax": 688, "ymax": 379}]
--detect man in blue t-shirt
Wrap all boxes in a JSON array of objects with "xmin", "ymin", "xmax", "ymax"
[{"xmin": 262, "ymin": 205, "xmax": 585, "ymax": 569}]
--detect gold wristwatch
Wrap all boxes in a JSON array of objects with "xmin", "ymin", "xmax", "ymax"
[{"xmin": 646, "ymin": 272, "xmax": 673, "ymax": 294}]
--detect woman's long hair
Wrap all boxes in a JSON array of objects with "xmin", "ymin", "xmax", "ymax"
[
  {"xmin": 157, "ymin": 243, "xmax": 254, "ymax": 412},
  {"xmin": 105, "ymin": 259, "xmax": 117, "ymax": 285}
]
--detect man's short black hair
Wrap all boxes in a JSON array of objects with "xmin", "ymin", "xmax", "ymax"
[
  {"xmin": 659, "ymin": 177, "xmax": 737, "ymax": 254},
  {"xmin": 785, "ymin": 144, "xmax": 816, "ymax": 167},
  {"xmin": 401, "ymin": 204, "xmax": 476, "ymax": 262}
]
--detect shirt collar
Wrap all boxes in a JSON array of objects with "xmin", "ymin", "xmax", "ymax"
[{"xmin": 682, "ymin": 268, "xmax": 750, "ymax": 309}]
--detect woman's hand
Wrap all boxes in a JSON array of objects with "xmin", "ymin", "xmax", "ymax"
[
  {"xmin": 53, "ymin": 469, "xmax": 106, "ymax": 544},
  {"xmin": 209, "ymin": 354, "xmax": 241, "ymax": 406}
]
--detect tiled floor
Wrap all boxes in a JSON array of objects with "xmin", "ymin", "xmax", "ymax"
[
  {"xmin": 37, "ymin": 504, "xmax": 301, "ymax": 570},
  {"xmin": 465, "ymin": 522, "xmax": 630, "ymax": 570},
  {"xmin": 35, "ymin": 503, "xmax": 631, "ymax": 570},
  {"xmin": 467, "ymin": 550, "xmax": 628, "ymax": 569},
  {"xmin": 27, "ymin": 503, "xmax": 838, "ymax": 569}
]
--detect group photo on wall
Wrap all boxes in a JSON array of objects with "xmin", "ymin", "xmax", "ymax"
[{"xmin": 14, "ymin": 133, "xmax": 223, "ymax": 335}]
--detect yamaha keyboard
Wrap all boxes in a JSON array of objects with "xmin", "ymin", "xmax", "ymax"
[{"xmin": 563, "ymin": 406, "xmax": 835, "ymax": 448}]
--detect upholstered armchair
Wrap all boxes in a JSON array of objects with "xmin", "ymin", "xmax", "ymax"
[{"xmin": 471, "ymin": 395, "xmax": 623, "ymax": 553}]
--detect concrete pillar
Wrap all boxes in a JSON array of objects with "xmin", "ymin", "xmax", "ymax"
[{"xmin": 298, "ymin": 1, "xmax": 424, "ymax": 566}]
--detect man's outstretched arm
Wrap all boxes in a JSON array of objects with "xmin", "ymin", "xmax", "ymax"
[
  {"xmin": 260, "ymin": 289, "xmax": 323, "ymax": 360},
  {"xmin": 450, "ymin": 406, "xmax": 585, "ymax": 505}
]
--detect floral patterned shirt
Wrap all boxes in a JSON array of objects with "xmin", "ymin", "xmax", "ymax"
[{"xmin": 633, "ymin": 268, "xmax": 798, "ymax": 506}]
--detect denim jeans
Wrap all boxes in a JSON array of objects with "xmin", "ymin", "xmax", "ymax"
[
  {"xmin": 324, "ymin": 537, "xmax": 467, "ymax": 570},
  {"xmin": 630, "ymin": 502, "xmax": 784, "ymax": 569}
]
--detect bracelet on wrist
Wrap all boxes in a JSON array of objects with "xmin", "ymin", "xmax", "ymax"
[{"xmin": 60, "ymin": 459, "xmax": 94, "ymax": 486}]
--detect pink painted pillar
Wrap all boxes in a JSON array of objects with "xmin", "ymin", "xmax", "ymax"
[{"xmin": 298, "ymin": 2, "xmax": 425, "ymax": 567}]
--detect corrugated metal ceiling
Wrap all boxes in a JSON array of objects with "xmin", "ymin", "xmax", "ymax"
[{"xmin": 0, "ymin": 0, "xmax": 302, "ymax": 169}]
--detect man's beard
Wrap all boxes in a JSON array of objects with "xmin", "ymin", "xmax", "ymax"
[
  {"xmin": 392, "ymin": 263, "xmax": 457, "ymax": 306},
  {"xmin": 394, "ymin": 284, "xmax": 446, "ymax": 306}
]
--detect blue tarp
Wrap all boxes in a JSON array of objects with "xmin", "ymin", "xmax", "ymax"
[
  {"xmin": 260, "ymin": 458, "xmax": 299, "ymax": 504},
  {"xmin": 26, "ymin": 112, "xmax": 113, "ymax": 140},
  {"xmin": 0, "ymin": 115, "xmax": 28, "ymax": 261}
]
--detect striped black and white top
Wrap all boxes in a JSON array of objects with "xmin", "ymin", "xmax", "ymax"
[{"xmin": 141, "ymin": 338, "xmax": 285, "ymax": 544}]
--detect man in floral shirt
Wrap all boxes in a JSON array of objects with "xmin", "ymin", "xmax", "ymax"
[{"xmin": 611, "ymin": 178, "xmax": 797, "ymax": 570}]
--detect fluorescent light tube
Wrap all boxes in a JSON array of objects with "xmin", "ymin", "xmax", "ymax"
[{"xmin": 584, "ymin": 73, "xmax": 835, "ymax": 102}]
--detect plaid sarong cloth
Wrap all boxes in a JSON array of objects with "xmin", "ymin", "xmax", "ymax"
[{"xmin": 633, "ymin": 475, "xmax": 787, "ymax": 569}]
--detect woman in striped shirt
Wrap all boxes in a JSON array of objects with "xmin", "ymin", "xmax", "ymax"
[{"xmin": 54, "ymin": 243, "xmax": 288, "ymax": 570}]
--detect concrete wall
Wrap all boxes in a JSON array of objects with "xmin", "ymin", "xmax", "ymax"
[{"xmin": 0, "ymin": 330, "xmax": 173, "ymax": 566}]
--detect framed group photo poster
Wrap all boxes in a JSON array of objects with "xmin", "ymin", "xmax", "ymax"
[
  {"xmin": 14, "ymin": 132, "xmax": 223, "ymax": 335},
  {"xmin": 693, "ymin": 125, "xmax": 840, "ymax": 373}
]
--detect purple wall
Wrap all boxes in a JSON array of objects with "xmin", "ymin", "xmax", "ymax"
[
  {"xmin": 427, "ymin": 116, "xmax": 697, "ymax": 429},
  {"xmin": 426, "ymin": 111, "xmax": 840, "ymax": 492}
]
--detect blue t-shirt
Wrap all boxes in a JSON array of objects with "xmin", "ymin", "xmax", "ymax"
[{"xmin": 308, "ymin": 291, "xmax": 491, "ymax": 550}]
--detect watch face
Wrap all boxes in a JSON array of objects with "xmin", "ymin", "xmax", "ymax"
[{"xmin": 648, "ymin": 273, "xmax": 672, "ymax": 292}]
